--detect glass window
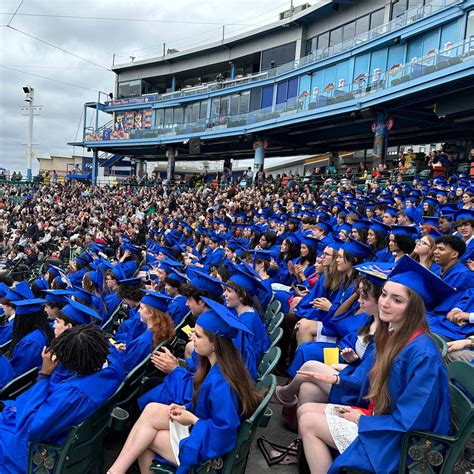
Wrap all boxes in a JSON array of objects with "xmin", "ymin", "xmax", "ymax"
[
  {"xmin": 370, "ymin": 8, "xmax": 385, "ymax": 30},
  {"xmin": 249, "ymin": 88, "xmax": 262, "ymax": 112},
  {"xmin": 220, "ymin": 96, "xmax": 229, "ymax": 117},
  {"xmin": 261, "ymin": 42, "xmax": 296, "ymax": 70},
  {"xmin": 230, "ymin": 94, "xmax": 240, "ymax": 115},
  {"xmin": 276, "ymin": 81, "xmax": 288, "ymax": 104},
  {"xmin": 261, "ymin": 85, "xmax": 274, "ymax": 109},
  {"xmin": 239, "ymin": 91, "xmax": 250, "ymax": 114},
  {"xmin": 184, "ymin": 104, "xmax": 193, "ymax": 123},
  {"xmin": 318, "ymin": 31, "xmax": 329, "ymax": 50},
  {"xmin": 191, "ymin": 102, "xmax": 200, "ymax": 122},
  {"xmin": 211, "ymin": 98, "xmax": 220, "ymax": 118},
  {"xmin": 329, "ymin": 27, "xmax": 343, "ymax": 46},
  {"xmin": 164, "ymin": 108, "xmax": 174, "ymax": 126},
  {"xmin": 391, "ymin": 0, "xmax": 407, "ymax": 20},
  {"xmin": 174, "ymin": 107, "xmax": 184, "ymax": 125},
  {"xmin": 343, "ymin": 21, "xmax": 356, "ymax": 43},
  {"xmin": 199, "ymin": 100, "xmax": 208, "ymax": 120},
  {"xmin": 117, "ymin": 79, "xmax": 141, "ymax": 98},
  {"xmin": 288, "ymin": 78, "xmax": 298, "ymax": 99},
  {"xmin": 467, "ymin": 10, "xmax": 474, "ymax": 41},
  {"xmin": 355, "ymin": 15, "xmax": 370, "ymax": 37},
  {"xmin": 155, "ymin": 109, "xmax": 164, "ymax": 127},
  {"xmin": 408, "ymin": 0, "xmax": 423, "ymax": 9}
]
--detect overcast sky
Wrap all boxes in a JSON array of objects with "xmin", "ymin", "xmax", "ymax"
[{"xmin": 0, "ymin": 0, "xmax": 307, "ymax": 173}]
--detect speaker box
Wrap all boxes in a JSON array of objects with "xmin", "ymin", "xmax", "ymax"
[{"xmin": 189, "ymin": 137, "xmax": 201, "ymax": 155}]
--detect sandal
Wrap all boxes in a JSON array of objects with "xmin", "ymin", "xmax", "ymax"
[
  {"xmin": 269, "ymin": 386, "xmax": 298, "ymax": 407},
  {"xmin": 257, "ymin": 436, "xmax": 300, "ymax": 466}
]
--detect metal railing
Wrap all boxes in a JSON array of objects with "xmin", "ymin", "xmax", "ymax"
[
  {"xmin": 85, "ymin": 37, "xmax": 473, "ymax": 143},
  {"xmin": 108, "ymin": 0, "xmax": 458, "ymax": 106}
]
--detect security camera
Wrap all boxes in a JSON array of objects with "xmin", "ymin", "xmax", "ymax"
[{"xmin": 23, "ymin": 86, "xmax": 32, "ymax": 94}]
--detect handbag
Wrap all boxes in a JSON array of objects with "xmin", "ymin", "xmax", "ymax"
[{"xmin": 256, "ymin": 436, "xmax": 300, "ymax": 466}]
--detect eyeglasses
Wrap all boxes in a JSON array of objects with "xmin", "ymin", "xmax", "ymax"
[{"xmin": 415, "ymin": 239, "xmax": 430, "ymax": 246}]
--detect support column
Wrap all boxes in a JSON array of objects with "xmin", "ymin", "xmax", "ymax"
[
  {"xmin": 171, "ymin": 75, "xmax": 177, "ymax": 92},
  {"xmin": 372, "ymin": 112, "xmax": 389, "ymax": 169},
  {"xmin": 253, "ymin": 137, "xmax": 265, "ymax": 171},
  {"xmin": 91, "ymin": 149, "xmax": 98, "ymax": 186},
  {"xmin": 229, "ymin": 63, "xmax": 235, "ymax": 80},
  {"xmin": 137, "ymin": 160, "xmax": 146, "ymax": 180},
  {"xmin": 166, "ymin": 146, "xmax": 176, "ymax": 181}
]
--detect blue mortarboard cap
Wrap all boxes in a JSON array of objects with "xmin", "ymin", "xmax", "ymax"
[
  {"xmin": 390, "ymin": 225, "xmax": 419, "ymax": 238},
  {"xmin": 87, "ymin": 271, "xmax": 104, "ymax": 292},
  {"xmin": 0, "ymin": 283, "xmax": 10, "ymax": 298},
  {"xmin": 423, "ymin": 197, "xmax": 438, "ymax": 208},
  {"xmin": 383, "ymin": 207, "xmax": 399, "ymax": 217},
  {"xmin": 119, "ymin": 275, "xmax": 145, "ymax": 287},
  {"xmin": 167, "ymin": 272, "xmax": 186, "ymax": 284},
  {"xmin": 121, "ymin": 241, "xmax": 142, "ymax": 254},
  {"xmin": 141, "ymin": 290, "xmax": 173, "ymax": 312},
  {"xmin": 338, "ymin": 223, "xmax": 353, "ymax": 234},
  {"xmin": 46, "ymin": 265, "xmax": 61, "ymax": 278},
  {"xmin": 186, "ymin": 267, "xmax": 228, "ymax": 297},
  {"xmin": 157, "ymin": 246, "xmax": 175, "ymax": 258},
  {"xmin": 196, "ymin": 297, "xmax": 253, "ymax": 339},
  {"xmin": 72, "ymin": 286, "xmax": 94, "ymax": 304},
  {"xmin": 90, "ymin": 242, "xmax": 106, "ymax": 254},
  {"xmin": 43, "ymin": 289, "xmax": 74, "ymax": 304},
  {"xmin": 14, "ymin": 298, "xmax": 47, "ymax": 315},
  {"xmin": 422, "ymin": 216, "xmax": 439, "ymax": 226},
  {"xmin": 50, "ymin": 265, "xmax": 73, "ymax": 288},
  {"xmin": 439, "ymin": 204, "xmax": 457, "ymax": 218},
  {"xmin": 158, "ymin": 258, "xmax": 183, "ymax": 274},
  {"xmin": 6, "ymin": 281, "xmax": 35, "ymax": 302},
  {"xmin": 300, "ymin": 235, "xmax": 319, "ymax": 248},
  {"xmin": 315, "ymin": 220, "xmax": 332, "ymax": 235},
  {"xmin": 146, "ymin": 253, "xmax": 159, "ymax": 267},
  {"xmin": 327, "ymin": 238, "xmax": 345, "ymax": 252},
  {"xmin": 369, "ymin": 220, "xmax": 391, "ymax": 236},
  {"xmin": 75, "ymin": 252, "xmax": 93, "ymax": 266},
  {"xmin": 453, "ymin": 209, "xmax": 474, "ymax": 222},
  {"xmin": 403, "ymin": 207, "xmax": 421, "ymax": 224},
  {"xmin": 226, "ymin": 239, "xmax": 245, "ymax": 252},
  {"xmin": 435, "ymin": 189, "xmax": 447, "ymax": 196},
  {"xmin": 249, "ymin": 249, "xmax": 274, "ymax": 262},
  {"xmin": 355, "ymin": 262, "xmax": 395, "ymax": 287},
  {"xmin": 428, "ymin": 227, "xmax": 443, "ymax": 238},
  {"xmin": 285, "ymin": 234, "xmax": 301, "ymax": 246},
  {"xmin": 353, "ymin": 220, "xmax": 371, "ymax": 230},
  {"xmin": 341, "ymin": 239, "xmax": 372, "ymax": 259},
  {"xmin": 387, "ymin": 256, "xmax": 455, "ymax": 308},
  {"xmin": 62, "ymin": 298, "xmax": 101, "ymax": 324},
  {"xmin": 34, "ymin": 278, "xmax": 49, "ymax": 291}
]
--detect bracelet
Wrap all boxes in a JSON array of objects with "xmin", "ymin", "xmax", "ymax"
[
  {"xmin": 333, "ymin": 374, "xmax": 339, "ymax": 384},
  {"xmin": 38, "ymin": 372, "xmax": 51, "ymax": 380}
]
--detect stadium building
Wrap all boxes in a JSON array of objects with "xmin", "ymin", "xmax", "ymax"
[{"xmin": 70, "ymin": 0, "xmax": 474, "ymax": 183}]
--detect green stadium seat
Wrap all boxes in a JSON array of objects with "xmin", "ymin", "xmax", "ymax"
[
  {"xmin": 398, "ymin": 361, "xmax": 474, "ymax": 474},
  {"xmin": 257, "ymin": 346, "xmax": 281, "ymax": 381},
  {"xmin": 268, "ymin": 326, "xmax": 283, "ymax": 351},
  {"xmin": 0, "ymin": 367, "xmax": 39, "ymax": 400},
  {"xmin": 264, "ymin": 300, "xmax": 281, "ymax": 326},
  {"xmin": 150, "ymin": 374, "xmax": 277, "ymax": 473},
  {"xmin": 431, "ymin": 333, "xmax": 448, "ymax": 359},
  {"xmin": 266, "ymin": 312, "xmax": 284, "ymax": 335},
  {"xmin": 27, "ymin": 387, "xmax": 120, "ymax": 474}
]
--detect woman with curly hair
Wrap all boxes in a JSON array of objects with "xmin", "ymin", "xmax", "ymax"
[{"xmin": 116, "ymin": 290, "xmax": 175, "ymax": 372}]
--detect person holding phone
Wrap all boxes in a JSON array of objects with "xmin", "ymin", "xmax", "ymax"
[{"xmin": 297, "ymin": 257, "xmax": 452, "ymax": 474}]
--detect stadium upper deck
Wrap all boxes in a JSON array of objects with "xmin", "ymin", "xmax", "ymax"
[{"xmin": 71, "ymin": 0, "xmax": 474, "ymax": 182}]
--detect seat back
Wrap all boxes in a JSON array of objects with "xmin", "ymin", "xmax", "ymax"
[
  {"xmin": 257, "ymin": 346, "xmax": 281, "ymax": 381},
  {"xmin": 266, "ymin": 312, "xmax": 284, "ymax": 334},
  {"xmin": 114, "ymin": 354, "xmax": 151, "ymax": 409},
  {"xmin": 264, "ymin": 300, "xmax": 281, "ymax": 325},
  {"xmin": 431, "ymin": 333, "xmax": 448, "ymax": 358},
  {"xmin": 28, "ymin": 388, "xmax": 119, "ymax": 474},
  {"xmin": 218, "ymin": 374, "xmax": 276, "ymax": 474},
  {"xmin": 447, "ymin": 361, "xmax": 474, "ymax": 435},
  {"xmin": 101, "ymin": 301, "xmax": 123, "ymax": 332},
  {"xmin": 0, "ymin": 367, "xmax": 39, "ymax": 400},
  {"xmin": 0, "ymin": 338, "xmax": 11, "ymax": 355},
  {"xmin": 268, "ymin": 327, "xmax": 283, "ymax": 351}
]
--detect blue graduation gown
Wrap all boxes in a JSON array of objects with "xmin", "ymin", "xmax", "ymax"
[
  {"xmin": 118, "ymin": 260, "xmax": 139, "ymax": 279},
  {"xmin": 0, "ymin": 355, "xmax": 14, "ymax": 389},
  {"xmin": 460, "ymin": 239, "xmax": 474, "ymax": 265},
  {"xmin": 167, "ymin": 296, "xmax": 189, "ymax": 326},
  {"xmin": 371, "ymin": 247, "xmax": 392, "ymax": 262},
  {"xmin": 329, "ymin": 334, "xmax": 450, "ymax": 474},
  {"xmin": 0, "ymin": 319, "xmax": 13, "ymax": 345},
  {"xmin": 9, "ymin": 329, "xmax": 48, "ymax": 377},
  {"xmin": 104, "ymin": 291, "xmax": 121, "ymax": 317},
  {"xmin": 114, "ymin": 306, "xmax": 146, "ymax": 346},
  {"xmin": 200, "ymin": 248, "xmax": 224, "ymax": 273},
  {"xmin": 154, "ymin": 364, "xmax": 242, "ymax": 474},
  {"xmin": 295, "ymin": 274, "xmax": 334, "ymax": 321},
  {"xmin": 0, "ymin": 347, "xmax": 124, "ymax": 473},
  {"xmin": 68, "ymin": 267, "xmax": 87, "ymax": 287},
  {"xmin": 121, "ymin": 329, "xmax": 153, "ymax": 372},
  {"xmin": 239, "ymin": 310, "xmax": 270, "ymax": 363},
  {"xmin": 433, "ymin": 262, "xmax": 474, "ymax": 292}
]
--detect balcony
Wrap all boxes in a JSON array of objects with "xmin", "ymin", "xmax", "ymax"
[
  {"xmin": 84, "ymin": 38, "xmax": 473, "ymax": 144},
  {"xmin": 105, "ymin": 0, "xmax": 460, "ymax": 108}
]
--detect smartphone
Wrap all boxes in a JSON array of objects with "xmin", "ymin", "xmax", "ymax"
[
  {"xmin": 296, "ymin": 285, "xmax": 307, "ymax": 292},
  {"xmin": 109, "ymin": 337, "xmax": 117, "ymax": 345},
  {"xmin": 334, "ymin": 406, "xmax": 350, "ymax": 414}
]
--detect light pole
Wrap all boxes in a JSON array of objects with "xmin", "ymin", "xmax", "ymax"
[{"xmin": 23, "ymin": 86, "xmax": 34, "ymax": 181}]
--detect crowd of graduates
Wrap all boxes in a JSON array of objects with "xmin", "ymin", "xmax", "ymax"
[{"xmin": 0, "ymin": 172, "xmax": 472, "ymax": 473}]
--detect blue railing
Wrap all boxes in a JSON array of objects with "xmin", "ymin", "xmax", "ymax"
[
  {"xmin": 85, "ymin": 37, "xmax": 473, "ymax": 143},
  {"xmin": 108, "ymin": 0, "xmax": 459, "ymax": 106}
]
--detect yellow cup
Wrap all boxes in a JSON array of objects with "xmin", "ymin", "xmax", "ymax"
[{"xmin": 323, "ymin": 347, "xmax": 340, "ymax": 366}]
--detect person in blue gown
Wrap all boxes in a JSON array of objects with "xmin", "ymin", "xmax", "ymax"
[
  {"xmin": 6, "ymin": 298, "xmax": 54, "ymax": 378},
  {"xmin": 107, "ymin": 298, "xmax": 260, "ymax": 474},
  {"xmin": 297, "ymin": 256, "xmax": 452, "ymax": 474},
  {"xmin": 0, "ymin": 324, "xmax": 124, "ymax": 474},
  {"xmin": 117, "ymin": 290, "xmax": 175, "ymax": 372},
  {"xmin": 0, "ymin": 354, "xmax": 14, "ymax": 389},
  {"xmin": 164, "ymin": 273, "xmax": 189, "ymax": 326}
]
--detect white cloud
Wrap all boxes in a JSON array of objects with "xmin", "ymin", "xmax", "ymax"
[{"xmin": 0, "ymin": 0, "xmax": 306, "ymax": 172}]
